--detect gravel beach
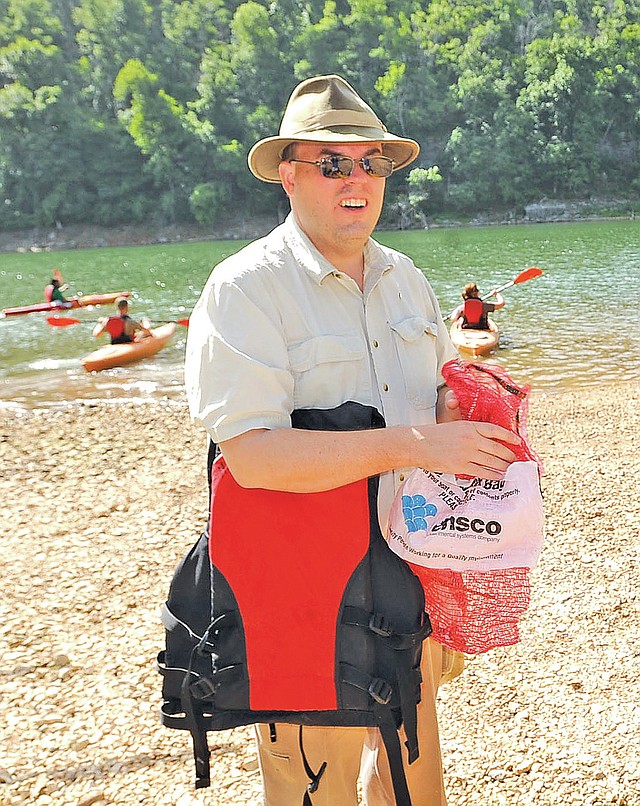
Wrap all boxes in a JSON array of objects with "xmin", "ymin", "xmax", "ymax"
[{"xmin": 1, "ymin": 385, "xmax": 638, "ymax": 806}]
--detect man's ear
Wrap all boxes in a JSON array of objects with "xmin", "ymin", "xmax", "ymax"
[{"xmin": 279, "ymin": 160, "xmax": 295, "ymax": 196}]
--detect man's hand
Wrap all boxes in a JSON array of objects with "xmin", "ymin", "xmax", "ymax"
[{"xmin": 411, "ymin": 420, "xmax": 519, "ymax": 480}]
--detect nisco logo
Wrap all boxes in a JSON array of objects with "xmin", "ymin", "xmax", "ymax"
[
  {"xmin": 402, "ymin": 494, "xmax": 437, "ymax": 533},
  {"xmin": 431, "ymin": 515, "xmax": 502, "ymax": 535}
]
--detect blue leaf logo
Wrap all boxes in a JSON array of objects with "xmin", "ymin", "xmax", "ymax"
[{"xmin": 402, "ymin": 495, "xmax": 437, "ymax": 533}]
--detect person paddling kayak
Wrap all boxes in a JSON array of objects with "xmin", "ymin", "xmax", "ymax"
[
  {"xmin": 92, "ymin": 297, "xmax": 153, "ymax": 344},
  {"xmin": 450, "ymin": 282, "xmax": 505, "ymax": 329},
  {"xmin": 44, "ymin": 274, "xmax": 69, "ymax": 303}
]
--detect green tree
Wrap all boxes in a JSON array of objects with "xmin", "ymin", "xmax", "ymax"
[
  {"xmin": 1, "ymin": 0, "xmax": 639, "ymax": 230},
  {"xmin": 114, "ymin": 58, "xmax": 212, "ymax": 222}
]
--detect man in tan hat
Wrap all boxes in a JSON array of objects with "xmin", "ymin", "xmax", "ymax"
[{"xmin": 185, "ymin": 75, "xmax": 519, "ymax": 805}]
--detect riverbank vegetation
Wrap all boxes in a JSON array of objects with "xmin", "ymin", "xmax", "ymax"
[{"xmin": 1, "ymin": 0, "xmax": 639, "ymax": 233}]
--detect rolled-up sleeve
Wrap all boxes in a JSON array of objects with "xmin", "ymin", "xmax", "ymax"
[{"xmin": 185, "ymin": 269, "xmax": 293, "ymax": 443}]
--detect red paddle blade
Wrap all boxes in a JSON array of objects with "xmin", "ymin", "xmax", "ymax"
[
  {"xmin": 53, "ymin": 268, "xmax": 63, "ymax": 282},
  {"xmin": 176, "ymin": 318, "xmax": 190, "ymax": 327},
  {"xmin": 514, "ymin": 266, "xmax": 542, "ymax": 284},
  {"xmin": 47, "ymin": 316, "xmax": 81, "ymax": 327}
]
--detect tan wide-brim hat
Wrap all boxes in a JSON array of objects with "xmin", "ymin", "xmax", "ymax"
[{"xmin": 248, "ymin": 75, "xmax": 420, "ymax": 183}]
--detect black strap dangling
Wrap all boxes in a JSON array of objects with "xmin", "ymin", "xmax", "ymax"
[{"xmin": 298, "ymin": 725, "xmax": 327, "ymax": 805}]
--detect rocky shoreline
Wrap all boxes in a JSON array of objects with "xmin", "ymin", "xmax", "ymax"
[
  {"xmin": 0, "ymin": 198, "xmax": 636, "ymax": 255},
  {"xmin": 0, "ymin": 218, "xmax": 280, "ymax": 254},
  {"xmin": 1, "ymin": 386, "xmax": 638, "ymax": 805}
]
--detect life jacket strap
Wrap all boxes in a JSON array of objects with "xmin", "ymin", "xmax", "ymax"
[
  {"xmin": 299, "ymin": 725, "xmax": 328, "ymax": 804},
  {"xmin": 376, "ymin": 703, "xmax": 413, "ymax": 806},
  {"xmin": 157, "ymin": 650, "xmax": 237, "ymax": 710},
  {"xmin": 189, "ymin": 664, "xmax": 244, "ymax": 701},
  {"xmin": 342, "ymin": 606, "xmax": 432, "ymax": 649},
  {"xmin": 341, "ymin": 663, "xmax": 394, "ymax": 705},
  {"xmin": 180, "ymin": 653, "xmax": 212, "ymax": 789},
  {"xmin": 161, "ymin": 603, "xmax": 238, "ymax": 648},
  {"xmin": 397, "ymin": 654, "xmax": 420, "ymax": 764}
]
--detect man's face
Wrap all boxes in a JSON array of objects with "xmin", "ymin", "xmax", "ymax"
[{"xmin": 278, "ymin": 141, "xmax": 386, "ymax": 262}]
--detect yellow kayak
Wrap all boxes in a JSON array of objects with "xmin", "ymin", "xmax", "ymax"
[
  {"xmin": 82, "ymin": 323, "xmax": 176, "ymax": 372},
  {"xmin": 450, "ymin": 318, "xmax": 499, "ymax": 356}
]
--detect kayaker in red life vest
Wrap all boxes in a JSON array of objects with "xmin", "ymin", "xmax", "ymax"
[
  {"xmin": 450, "ymin": 282, "xmax": 505, "ymax": 329},
  {"xmin": 92, "ymin": 297, "xmax": 153, "ymax": 345}
]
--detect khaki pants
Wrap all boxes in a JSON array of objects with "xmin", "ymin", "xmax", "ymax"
[{"xmin": 255, "ymin": 640, "xmax": 462, "ymax": 806}]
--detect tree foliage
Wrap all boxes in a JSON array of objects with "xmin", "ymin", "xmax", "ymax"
[{"xmin": 0, "ymin": 0, "xmax": 638, "ymax": 229}]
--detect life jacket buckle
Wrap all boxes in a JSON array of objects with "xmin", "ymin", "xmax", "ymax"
[
  {"xmin": 368, "ymin": 612, "xmax": 393, "ymax": 637},
  {"xmin": 190, "ymin": 676, "xmax": 217, "ymax": 700},
  {"xmin": 368, "ymin": 677, "xmax": 393, "ymax": 705}
]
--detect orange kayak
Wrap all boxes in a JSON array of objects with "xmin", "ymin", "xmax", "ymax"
[
  {"xmin": 2, "ymin": 291, "xmax": 130, "ymax": 318},
  {"xmin": 81, "ymin": 323, "xmax": 176, "ymax": 372},
  {"xmin": 450, "ymin": 318, "xmax": 500, "ymax": 356}
]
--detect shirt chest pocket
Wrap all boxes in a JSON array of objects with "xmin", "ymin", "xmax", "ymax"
[
  {"xmin": 389, "ymin": 316, "xmax": 439, "ymax": 409},
  {"xmin": 287, "ymin": 334, "xmax": 365, "ymax": 408}
]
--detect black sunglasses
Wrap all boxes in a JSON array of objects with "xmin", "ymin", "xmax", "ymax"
[{"xmin": 288, "ymin": 154, "xmax": 395, "ymax": 179}]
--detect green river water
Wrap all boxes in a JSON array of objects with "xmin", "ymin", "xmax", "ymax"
[{"xmin": 1, "ymin": 219, "xmax": 638, "ymax": 408}]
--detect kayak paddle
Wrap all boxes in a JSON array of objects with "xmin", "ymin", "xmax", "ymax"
[
  {"xmin": 481, "ymin": 266, "xmax": 543, "ymax": 300},
  {"xmin": 46, "ymin": 315, "xmax": 190, "ymax": 327}
]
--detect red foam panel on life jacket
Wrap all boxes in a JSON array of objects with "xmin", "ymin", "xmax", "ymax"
[
  {"xmin": 209, "ymin": 459, "xmax": 370, "ymax": 711},
  {"xmin": 105, "ymin": 317, "xmax": 125, "ymax": 339},
  {"xmin": 463, "ymin": 298, "xmax": 484, "ymax": 325}
]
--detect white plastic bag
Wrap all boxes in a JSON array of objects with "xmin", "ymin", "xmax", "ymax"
[{"xmin": 388, "ymin": 461, "xmax": 544, "ymax": 572}]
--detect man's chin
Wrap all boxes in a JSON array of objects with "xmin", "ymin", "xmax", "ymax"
[
  {"xmin": 337, "ymin": 219, "xmax": 377, "ymax": 242},
  {"xmin": 337, "ymin": 207, "xmax": 380, "ymax": 230}
]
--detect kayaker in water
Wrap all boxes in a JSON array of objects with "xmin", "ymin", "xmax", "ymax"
[
  {"xmin": 450, "ymin": 282, "xmax": 505, "ymax": 329},
  {"xmin": 92, "ymin": 297, "xmax": 153, "ymax": 344},
  {"xmin": 44, "ymin": 276, "xmax": 69, "ymax": 303}
]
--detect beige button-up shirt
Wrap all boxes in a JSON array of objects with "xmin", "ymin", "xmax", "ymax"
[{"xmin": 185, "ymin": 214, "xmax": 457, "ymax": 529}]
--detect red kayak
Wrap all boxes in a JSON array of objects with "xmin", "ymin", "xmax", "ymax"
[{"xmin": 2, "ymin": 291, "xmax": 130, "ymax": 318}]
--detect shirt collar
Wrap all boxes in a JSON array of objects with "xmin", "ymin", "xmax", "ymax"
[{"xmin": 283, "ymin": 213, "xmax": 395, "ymax": 286}]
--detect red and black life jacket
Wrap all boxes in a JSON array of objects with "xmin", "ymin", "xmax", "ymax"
[
  {"xmin": 158, "ymin": 402, "xmax": 431, "ymax": 806},
  {"xmin": 462, "ymin": 298, "xmax": 487, "ymax": 329},
  {"xmin": 105, "ymin": 315, "xmax": 133, "ymax": 344},
  {"xmin": 44, "ymin": 284, "xmax": 54, "ymax": 302}
]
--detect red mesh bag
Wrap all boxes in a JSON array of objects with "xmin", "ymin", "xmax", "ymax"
[
  {"xmin": 441, "ymin": 358, "xmax": 543, "ymax": 476},
  {"xmin": 393, "ymin": 359, "xmax": 544, "ymax": 654},
  {"xmin": 411, "ymin": 565, "xmax": 532, "ymax": 654}
]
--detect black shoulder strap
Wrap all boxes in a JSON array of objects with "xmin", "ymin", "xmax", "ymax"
[
  {"xmin": 181, "ymin": 667, "xmax": 211, "ymax": 788},
  {"xmin": 376, "ymin": 704, "xmax": 413, "ymax": 806}
]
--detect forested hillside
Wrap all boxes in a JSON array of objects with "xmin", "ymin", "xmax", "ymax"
[{"xmin": 1, "ymin": 0, "xmax": 638, "ymax": 231}]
